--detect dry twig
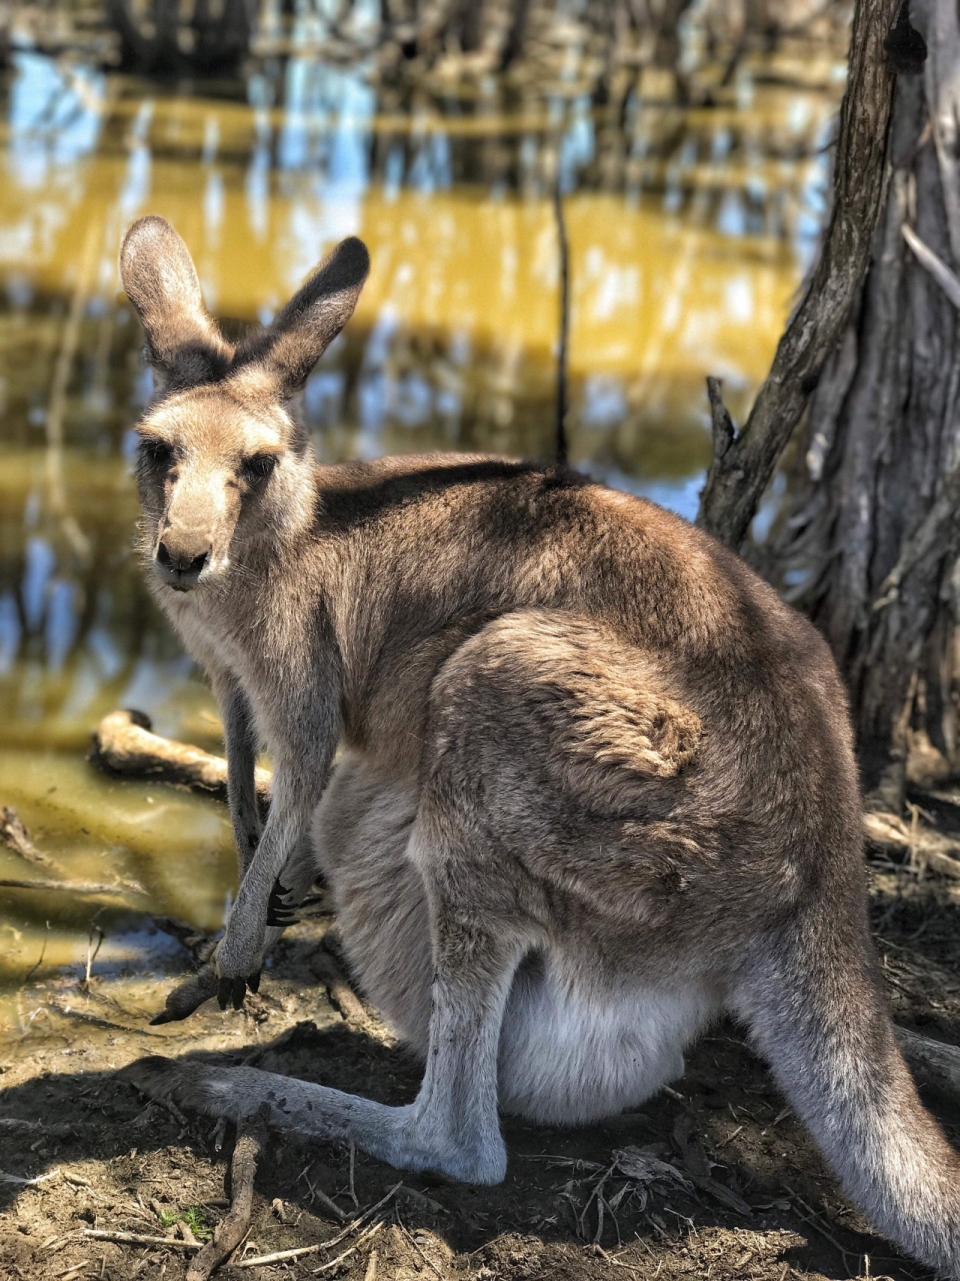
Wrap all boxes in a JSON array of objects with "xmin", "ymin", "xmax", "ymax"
[
  {"xmin": 396, "ymin": 1184, "xmax": 445, "ymax": 1215},
  {"xmin": 82, "ymin": 1229, "xmax": 200, "ymax": 1250},
  {"xmin": 902, "ymin": 222, "xmax": 960, "ymax": 309},
  {"xmin": 396, "ymin": 1217, "xmax": 445, "ymax": 1280},
  {"xmin": 236, "ymin": 1183, "xmax": 401, "ymax": 1268},
  {"xmin": 299, "ymin": 1166, "xmax": 347, "ymax": 1222},
  {"xmin": 312, "ymin": 1221, "xmax": 383, "ymax": 1274}
]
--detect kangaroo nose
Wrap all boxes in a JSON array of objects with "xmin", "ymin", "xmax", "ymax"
[{"xmin": 155, "ymin": 540, "xmax": 209, "ymax": 590}]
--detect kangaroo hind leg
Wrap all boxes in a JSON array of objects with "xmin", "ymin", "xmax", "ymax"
[{"xmin": 123, "ymin": 792, "xmax": 534, "ymax": 1183}]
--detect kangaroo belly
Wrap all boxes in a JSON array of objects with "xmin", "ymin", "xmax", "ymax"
[{"xmin": 498, "ymin": 953, "xmax": 716, "ymax": 1125}]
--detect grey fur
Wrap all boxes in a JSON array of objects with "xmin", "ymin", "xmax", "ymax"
[{"xmin": 120, "ymin": 216, "xmax": 960, "ymax": 1278}]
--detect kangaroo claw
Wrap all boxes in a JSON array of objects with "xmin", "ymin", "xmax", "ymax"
[
  {"xmin": 217, "ymin": 975, "xmax": 247, "ymax": 1011},
  {"xmin": 266, "ymin": 877, "xmax": 300, "ymax": 927}
]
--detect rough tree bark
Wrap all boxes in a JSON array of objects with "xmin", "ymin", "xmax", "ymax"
[{"xmin": 766, "ymin": 0, "xmax": 960, "ymax": 803}]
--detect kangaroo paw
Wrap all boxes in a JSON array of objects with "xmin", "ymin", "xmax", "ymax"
[{"xmin": 120, "ymin": 1056, "xmax": 235, "ymax": 1119}]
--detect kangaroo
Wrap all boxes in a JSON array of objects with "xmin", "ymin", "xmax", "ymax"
[{"xmin": 118, "ymin": 214, "xmax": 960, "ymax": 1278}]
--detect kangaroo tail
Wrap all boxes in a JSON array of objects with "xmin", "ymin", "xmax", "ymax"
[{"xmin": 734, "ymin": 903, "xmax": 960, "ymax": 1278}]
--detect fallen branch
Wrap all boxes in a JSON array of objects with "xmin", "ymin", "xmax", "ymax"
[
  {"xmin": 309, "ymin": 947, "xmax": 380, "ymax": 1034},
  {"xmin": 187, "ymin": 1109, "xmax": 269, "ymax": 1281},
  {"xmin": 0, "ymin": 1167, "xmax": 60, "ymax": 1185},
  {"xmin": 47, "ymin": 997, "xmax": 153, "ymax": 1037},
  {"xmin": 91, "ymin": 709, "xmax": 271, "ymax": 802},
  {"xmin": 0, "ymin": 1119, "xmax": 88, "ymax": 1136},
  {"xmin": 0, "ymin": 805, "xmax": 144, "ymax": 896}
]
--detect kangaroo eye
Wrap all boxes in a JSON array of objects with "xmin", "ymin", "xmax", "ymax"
[
  {"xmin": 240, "ymin": 453, "xmax": 278, "ymax": 483},
  {"xmin": 140, "ymin": 437, "xmax": 173, "ymax": 468}
]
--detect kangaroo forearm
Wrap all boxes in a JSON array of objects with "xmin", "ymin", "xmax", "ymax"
[
  {"xmin": 213, "ymin": 674, "xmax": 262, "ymax": 877},
  {"xmin": 218, "ymin": 732, "xmax": 335, "ymax": 978}
]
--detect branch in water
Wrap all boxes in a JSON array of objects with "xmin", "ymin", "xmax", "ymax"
[
  {"xmin": 91, "ymin": 709, "xmax": 271, "ymax": 803},
  {"xmin": 0, "ymin": 876, "xmax": 144, "ymax": 897}
]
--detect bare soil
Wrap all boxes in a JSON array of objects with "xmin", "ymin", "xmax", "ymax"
[{"xmin": 4, "ymin": 796, "xmax": 960, "ymax": 1281}]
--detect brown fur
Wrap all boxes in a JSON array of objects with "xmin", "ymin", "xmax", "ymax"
[{"xmin": 119, "ymin": 217, "xmax": 960, "ymax": 1279}]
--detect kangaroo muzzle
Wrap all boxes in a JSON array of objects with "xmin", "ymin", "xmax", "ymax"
[{"xmin": 154, "ymin": 535, "xmax": 210, "ymax": 590}]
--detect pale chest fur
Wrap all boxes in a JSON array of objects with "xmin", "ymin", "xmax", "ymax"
[{"xmin": 161, "ymin": 582, "xmax": 322, "ymax": 750}]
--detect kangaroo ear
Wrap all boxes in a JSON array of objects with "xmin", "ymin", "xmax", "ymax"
[
  {"xmin": 120, "ymin": 216, "xmax": 232, "ymax": 387},
  {"xmin": 233, "ymin": 236, "xmax": 369, "ymax": 399}
]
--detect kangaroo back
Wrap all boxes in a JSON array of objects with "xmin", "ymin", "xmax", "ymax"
[{"xmin": 735, "ymin": 886, "xmax": 960, "ymax": 1275}]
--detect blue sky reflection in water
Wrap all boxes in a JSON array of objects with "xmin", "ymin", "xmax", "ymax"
[{"xmin": 0, "ymin": 42, "xmax": 842, "ymax": 991}]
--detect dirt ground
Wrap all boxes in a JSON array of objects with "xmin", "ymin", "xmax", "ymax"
[{"xmin": 4, "ymin": 793, "xmax": 960, "ymax": 1281}]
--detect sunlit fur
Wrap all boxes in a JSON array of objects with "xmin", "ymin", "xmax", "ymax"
[{"xmin": 119, "ymin": 215, "xmax": 960, "ymax": 1280}]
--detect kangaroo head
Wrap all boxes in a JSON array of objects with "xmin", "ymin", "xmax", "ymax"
[{"xmin": 120, "ymin": 216, "xmax": 369, "ymax": 592}]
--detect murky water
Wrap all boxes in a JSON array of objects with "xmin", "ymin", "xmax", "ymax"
[{"xmin": 0, "ymin": 42, "xmax": 842, "ymax": 1012}]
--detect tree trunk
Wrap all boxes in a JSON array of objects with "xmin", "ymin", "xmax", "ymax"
[
  {"xmin": 768, "ymin": 0, "xmax": 960, "ymax": 805},
  {"xmin": 696, "ymin": 0, "xmax": 900, "ymax": 550}
]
